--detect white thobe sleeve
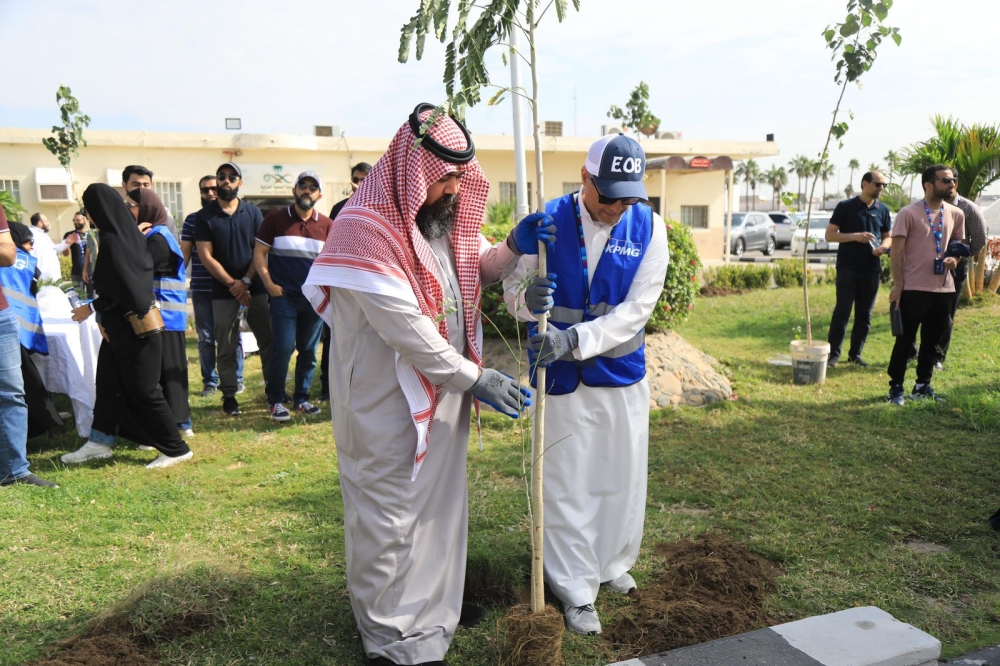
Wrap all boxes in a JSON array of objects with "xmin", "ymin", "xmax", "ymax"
[
  {"xmin": 53, "ymin": 238, "xmax": 71, "ymax": 253},
  {"xmin": 478, "ymin": 234, "xmax": 520, "ymax": 286},
  {"xmin": 572, "ymin": 214, "xmax": 669, "ymax": 360},
  {"xmin": 348, "ymin": 290, "xmax": 481, "ymax": 392}
]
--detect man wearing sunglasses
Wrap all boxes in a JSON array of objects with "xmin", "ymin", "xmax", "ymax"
[
  {"xmin": 329, "ymin": 161, "xmax": 372, "ymax": 221},
  {"xmin": 824, "ymin": 170, "xmax": 893, "ymax": 369},
  {"xmin": 181, "ymin": 176, "xmax": 245, "ymax": 397},
  {"xmin": 886, "ymin": 164, "xmax": 965, "ymax": 405},
  {"xmin": 194, "ymin": 162, "xmax": 273, "ymax": 417},
  {"xmin": 253, "ymin": 172, "xmax": 332, "ymax": 421},
  {"xmin": 503, "ymin": 133, "xmax": 669, "ymax": 635}
]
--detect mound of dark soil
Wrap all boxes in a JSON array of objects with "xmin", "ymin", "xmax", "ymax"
[
  {"xmin": 604, "ymin": 533, "xmax": 781, "ymax": 659},
  {"xmin": 700, "ymin": 285, "xmax": 744, "ymax": 298},
  {"xmin": 31, "ymin": 633, "xmax": 158, "ymax": 666}
]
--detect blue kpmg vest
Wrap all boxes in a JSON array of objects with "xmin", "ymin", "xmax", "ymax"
[
  {"xmin": 146, "ymin": 226, "xmax": 187, "ymax": 332},
  {"xmin": 0, "ymin": 250, "xmax": 48, "ymax": 354},
  {"xmin": 527, "ymin": 193, "xmax": 652, "ymax": 395}
]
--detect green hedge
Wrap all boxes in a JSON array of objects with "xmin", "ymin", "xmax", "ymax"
[{"xmin": 702, "ymin": 260, "xmax": 837, "ymax": 291}]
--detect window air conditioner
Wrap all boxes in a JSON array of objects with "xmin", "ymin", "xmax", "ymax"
[{"xmin": 34, "ymin": 168, "xmax": 74, "ymax": 203}]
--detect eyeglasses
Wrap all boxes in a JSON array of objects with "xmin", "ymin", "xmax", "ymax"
[
  {"xmin": 590, "ymin": 177, "xmax": 640, "ymax": 206},
  {"xmin": 937, "ymin": 177, "xmax": 959, "ymax": 185},
  {"xmin": 296, "ymin": 183, "xmax": 320, "ymax": 193},
  {"xmin": 352, "ymin": 175, "xmax": 366, "ymax": 184},
  {"xmin": 216, "ymin": 173, "xmax": 240, "ymax": 183},
  {"xmin": 200, "ymin": 186, "xmax": 217, "ymax": 194}
]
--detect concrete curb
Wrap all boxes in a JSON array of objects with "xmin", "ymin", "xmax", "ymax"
[{"xmin": 608, "ymin": 606, "xmax": 940, "ymax": 666}]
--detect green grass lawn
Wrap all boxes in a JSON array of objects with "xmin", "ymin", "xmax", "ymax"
[{"xmin": 2, "ymin": 283, "xmax": 999, "ymax": 665}]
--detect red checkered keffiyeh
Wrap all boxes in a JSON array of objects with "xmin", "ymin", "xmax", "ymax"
[{"xmin": 303, "ymin": 109, "xmax": 489, "ymax": 480}]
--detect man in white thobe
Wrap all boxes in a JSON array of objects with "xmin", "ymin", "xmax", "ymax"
[
  {"xmin": 303, "ymin": 105, "xmax": 553, "ymax": 666},
  {"xmin": 504, "ymin": 133, "xmax": 669, "ymax": 635},
  {"xmin": 28, "ymin": 213, "xmax": 77, "ymax": 282}
]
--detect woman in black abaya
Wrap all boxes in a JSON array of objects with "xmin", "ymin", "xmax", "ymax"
[{"xmin": 61, "ymin": 184, "xmax": 192, "ymax": 469}]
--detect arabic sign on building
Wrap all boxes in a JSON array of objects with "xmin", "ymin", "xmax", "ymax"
[{"xmin": 239, "ymin": 164, "xmax": 324, "ymax": 197}]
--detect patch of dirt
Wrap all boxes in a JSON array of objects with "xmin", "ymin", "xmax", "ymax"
[
  {"xmin": 31, "ymin": 633, "xmax": 158, "ymax": 666},
  {"xmin": 604, "ymin": 533, "xmax": 782, "ymax": 659},
  {"xmin": 700, "ymin": 286, "xmax": 744, "ymax": 298},
  {"xmin": 668, "ymin": 505, "xmax": 713, "ymax": 517},
  {"xmin": 904, "ymin": 540, "xmax": 950, "ymax": 555}
]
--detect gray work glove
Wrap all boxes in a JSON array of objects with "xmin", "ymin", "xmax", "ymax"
[
  {"xmin": 528, "ymin": 327, "xmax": 579, "ymax": 367},
  {"xmin": 469, "ymin": 368, "xmax": 532, "ymax": 418},
  {"xmin": 525, "ymin": 273, "xmax": 556, "ymax": 314}
]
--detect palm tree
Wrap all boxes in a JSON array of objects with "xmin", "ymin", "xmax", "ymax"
[
  {"xmin": 763, "ymin": 166, "xmax": 788, "ymax": 209},
  {"xmin": 788, "ymin": 155, "xmax": 809, "ymax": 209},
  {"xmin": 868, "ymin": 162, "xmax": 882, "ymax": 172},
  {"xmin": 734, "ymin": 162, "xmax": 748, "ymax": 211},
  {"xmin": 818, "ymin": 161, "xmax": 836, "ymax": 206},
  {"xmin": 883, "ymin": 149, "xmax": 899, "ymax": 181},
  {"xmin": 844, "ymin": 184, "xmax": 854, "ymax": 198},
  {"xmin": 898, "ymin": 114, "xmax": 1000, "ymax": 199},
  {"xmin": 738, "ymin": 159, "xmax": 762, "ymax": 210},
  {"xmin": 847, "ymin": 158, "xmax": 860, "ymax": 189}
]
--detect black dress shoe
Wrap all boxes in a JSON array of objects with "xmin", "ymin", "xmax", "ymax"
[
  {"xmin": 848, "ymin": 356, "xmax": 870, "ymax": 368},
  {"xmin": 459, "ymin": 602, "xmax": 486, "ymax": 628},
  {"xmin": 0, "ymin": 473, "xmax": 59, "ymax": 488}
]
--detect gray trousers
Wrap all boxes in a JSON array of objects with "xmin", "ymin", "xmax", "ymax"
[{"xmin": 213, "ymin": 294, "xmax": 273, "ymax": 399}]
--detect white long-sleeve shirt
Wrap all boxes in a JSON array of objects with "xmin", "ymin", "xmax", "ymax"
[
  {"xmin": 504, "ymin": 195, "xmax": 669, "ymax": 360},
  {"xmin": 29, "ymin": 226, "xmax": 72, "ymax": 282}
]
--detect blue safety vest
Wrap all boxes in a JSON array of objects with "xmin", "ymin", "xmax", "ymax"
[
  {"xmin": 527, "ymin": 193, "xmax": 652, "ymax": 395},
  {"xmin": 0, "ymin": 250, "xmax": 48, "ymax": 354},
  {"xmin": 145, "ymin": 225, "xmax": 187, "ymax": 332}
]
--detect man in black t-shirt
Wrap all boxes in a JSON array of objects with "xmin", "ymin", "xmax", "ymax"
[
  {"xmin": 824, "ymin": 171, "xmax": 893, "ymax": 368},
  {"xmin": 63, "ymin": 211, "xmax": 93, "ymax": 298},
  {"xmin": 194, "ymin": 162, "xmax": 273, "ymax": 416}
]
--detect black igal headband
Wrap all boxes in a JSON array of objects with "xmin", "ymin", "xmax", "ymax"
[{"xmin": 408, "ymin": 103, "xmax": 476, "ymax": 164}]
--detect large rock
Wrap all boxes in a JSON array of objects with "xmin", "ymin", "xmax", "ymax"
[{"xmin": 480, "ymin": 330, "xmax": 732, "ymax": 409}]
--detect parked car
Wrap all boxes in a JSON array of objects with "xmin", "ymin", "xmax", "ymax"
[
  {"xmin": 767, "ymin": 211, "xmax": 797, "ymax": 248},
  {"xmin": 790, "ymin": 213, "xmax": 836, "ymax": 256},
  {"xmin": 727, "ymin": 212, "xmax": 777, "ymax": 257}
]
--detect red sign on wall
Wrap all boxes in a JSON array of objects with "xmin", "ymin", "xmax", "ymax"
[{"xmin": 690, "ymin": 156, "xmax": 711, "ymax": 169}]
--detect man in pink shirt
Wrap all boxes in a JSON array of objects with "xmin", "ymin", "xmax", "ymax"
[{"xmin": 886, "ymin": 165, "xmax": 965, "ymax": 405}]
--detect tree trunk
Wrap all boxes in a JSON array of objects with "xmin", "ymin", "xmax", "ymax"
[{"xmin": 974, "ymin": 247, "xmax": 988, "ymax": 293}]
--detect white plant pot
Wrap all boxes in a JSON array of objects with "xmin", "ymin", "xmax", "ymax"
[{"xmin": 790, "ymin": 339, "xmax": 831, "ymax": 385}]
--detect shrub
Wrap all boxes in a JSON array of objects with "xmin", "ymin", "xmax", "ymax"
[
  {"xmin": 480, "ymin": 213, "xmax": 520, "ymax": 339},
  {"xmin": 646, "ymin": 219, "xmax": 701, "ymax": 333},
  {"xmin": 879, "ymin": 252, "xmax": 892, "ymax": 284},
  {"xmin": 703, "ymin": 264, "xmax": 772, "ymax": 291},
  {"xmin": 772, "ymin": 259, "xmax": 803, "ymax": 288},
  {"xmin": 60, "ymin": 254, "xmax": 73, "ymax": 282}
]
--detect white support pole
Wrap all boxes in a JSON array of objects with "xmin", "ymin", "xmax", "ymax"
[
  {"xmin": 725, "ymin": 169, "xmax": 735, "ymax": 264},
  {"xmin": 509, "ymin": 27, "xmax": 530, "ymax": 219}
]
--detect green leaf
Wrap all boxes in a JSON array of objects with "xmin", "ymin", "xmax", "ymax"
[
  {"xmin": 844, "ymin": 44, "xmax": 854, "ymax": 53},
  {"xmin": 874, "ymin": 1, "xmax": 889, "ymax": 19},
  {"xmin": 840, "ymin": 21, "xmax": 859, "ymax": 37},
  {"xmin": 487, "ymin": 88, "xmax": 507, "ymax": 106},
  {"xmin": 891, "ymin": 32, "xmax": 902, "ymax": 46},
  {"xmin": 824, "ymin": 29, "xmax": 835, "ymax": 42},
  {"xmin": 554, "ymin": 0, "xmax": 568, "ymax": 22},
  {"xmin": 866, "ymin": 38, "xmax": 876, "ymax": 50},
  {"xmin": 861, "ymin": 10, "xmax": 872, "ymax": 26}
]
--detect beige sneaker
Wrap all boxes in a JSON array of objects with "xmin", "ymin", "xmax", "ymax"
[
  {"xmin": 602, "ymin": 572, "xmax": 636, "ymax": 594},
  {"xmin": 61, "ymin": 442, "xmax": 114, "ymax": 464},
  {"xmin": 146, "ymin": 451, "xmax": 193, "ymax": 469}
]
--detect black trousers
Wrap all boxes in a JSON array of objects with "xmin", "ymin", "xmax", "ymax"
[
  {"xmin": 92, "ymin": 315, "xmax": 189, "ymax": 457},
  {"xmin": 827, "ymin": 267, "xmax": 881, "ymax": 362},
  {"xmin": 887, "ymin": 291, "xmax": 953, "ymax": 388},
  {"xmin": 937, "ymin": 256, "xmax": 969, "ymax": 362},
  {"xmin": 160, "ymin": 330, "xmax": 190, "ymax": 426}
]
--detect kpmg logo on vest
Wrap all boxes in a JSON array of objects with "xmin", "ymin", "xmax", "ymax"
[
  {"xmin": 13, "ymin": 256, "xmax": 28, "ymax": 270},
  {"xmin": 604, "ymin": 238, "xmax": 642, "ymax": 257}
]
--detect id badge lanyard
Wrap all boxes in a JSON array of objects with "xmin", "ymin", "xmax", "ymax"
[{"xmin": 574, "ymin": 194, "xmax": 591, "ymax": 318}]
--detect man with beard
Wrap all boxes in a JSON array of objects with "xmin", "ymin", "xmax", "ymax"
[
  {"xmin": 329, "ymin": 161, "xmax": 372, "ymax": 220},
  {"xmin": 886, "ymin": 164, "xmax": 965, "ymax": 405},
  {"xmin": 303, "ymin": 104, "xmax": 551, "ymax": 666},
  {"xmin": 503, "ymin": 133, "xmax": 669, "ymax": 635},
  {"xmin": 824, "ymin": 171, "xmax": 893, "ymax": 369},
  {"xmin": 182, "ymin": 175, "xmax": 244, "ymax": 397},
  {"xmin": 63, "ymin": 211, "xmax": 93, "ymax": 298},
  {"xmin": 194, "ymin": 162, "xmax": 273, "ymax": 417},
  {"xmin": 28, "ymin": 213, "xmax": 77, "ymax": 282},
  {"xmin": 253, "ymin": 172, "xmax": 332, "ymax": 421}
]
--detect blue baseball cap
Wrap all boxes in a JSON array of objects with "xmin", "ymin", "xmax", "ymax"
[{"xmin": 585, "ymin": 133, "xmax": 647, "ymax": 200}]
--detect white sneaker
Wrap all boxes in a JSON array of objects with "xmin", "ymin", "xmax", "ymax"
[
  {"xmin": 138, "ymin": 445, "xmax": 155, "ymax": 451},
  {"xmin": 564, "ymin": 603, "xmax": 601, "ymax": 635},
  {"xmin": 602, "ymin": 572, "xmax": 636, "ymax": 595},
  {"xmin": 61, "ymin": 442, "xmax": 114, "ymax": 464},
  {"xmin": 181, "ymin": 429, "xmax": 195, "ymax": 438},
  {"xmin": 146, "ymin": 451, "xmax": 194, "ymax": 469}
]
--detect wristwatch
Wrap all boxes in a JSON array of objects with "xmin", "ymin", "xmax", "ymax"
[{"xmin": 241, "ymin": 276, "xmax": 252, "ymax": 286}]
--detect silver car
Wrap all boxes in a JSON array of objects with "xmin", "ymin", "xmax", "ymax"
[
  {"xmin": 728, "ymin": 212, "xmax": 777, "ymax": 257},
  {"xmin": 767, "ymin": 211, "xmax": 797, "ymax": 248}
]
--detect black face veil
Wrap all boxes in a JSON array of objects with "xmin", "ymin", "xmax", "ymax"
[{"xmin": 82, "ymin": 183, "xmax": 155, "ymax": 316}]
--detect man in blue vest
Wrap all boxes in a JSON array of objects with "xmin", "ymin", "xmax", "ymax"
[{"xmin": 503, "ymin": 133, "xmax": 669, "ymax": 635}]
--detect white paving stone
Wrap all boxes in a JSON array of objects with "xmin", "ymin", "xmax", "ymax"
[{"xmin": 772, "ymin": 606, "xmax": 941, "ymax": 666}]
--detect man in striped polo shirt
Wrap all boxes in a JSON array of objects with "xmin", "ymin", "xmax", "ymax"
[
  {"xmin": 254, "ymin": 172, "xmax": 332, "ymax": 421},
  {"xmin": 181, "ymin": 175, "xmax": 244, "ymax": 397}
]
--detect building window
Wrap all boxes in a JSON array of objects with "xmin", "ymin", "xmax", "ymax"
[
  {"xmin": 0, "ymin": 179, "xmax": 20, "ymax": 203},
  {"xmin": 154, "ymin": 182, "xmax": 184, "ymax": 219},
  {"xmin": 563, "ymin": 182, "xmax": 582, "ymax": 195},
  {"xmin": 498, "ymin": 182, "xmax": 533, "ymax": 205},
  {"xmin": 681, "ymin": 205, "xmax": 709, "ymax": 229}
]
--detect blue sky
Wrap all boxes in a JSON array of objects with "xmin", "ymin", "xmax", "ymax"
[{"xmin": 2, "ymin": 0, "xmax": 998, "ymax": 195}]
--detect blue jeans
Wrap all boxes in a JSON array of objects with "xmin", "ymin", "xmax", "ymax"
[
  {"xmin": 0, "ymin": 308, "xmax": 30, "ymax": 480},
  {"xmin": 192, "ymin": 291, "xmax": 243, "ymax": 388},
  {"xmin": 266, "ymin": 294, "xmax": 324, "ymax": 406}
]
